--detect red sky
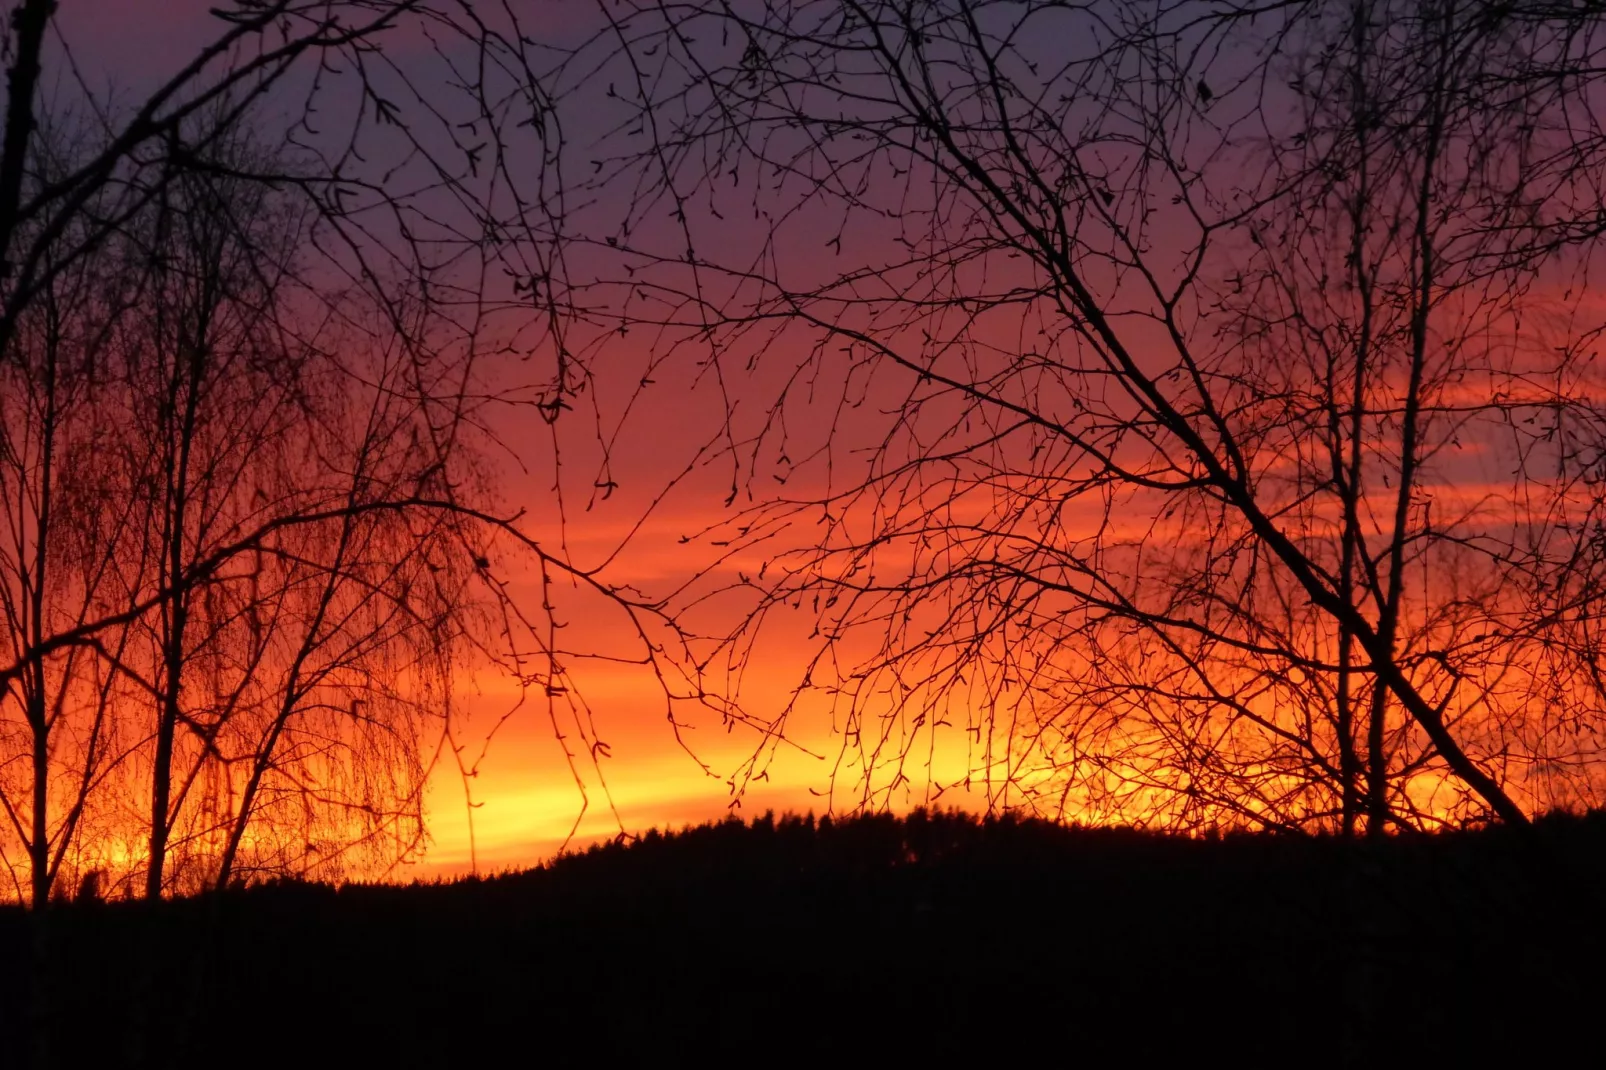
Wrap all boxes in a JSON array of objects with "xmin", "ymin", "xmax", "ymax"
[
  {"xmin": 34, "ymin": 0, "xmax": 873, "ymax": 877},
  {"xmin": 43, "ymin": 0, "xmax": 1600, "ymax": 878}
]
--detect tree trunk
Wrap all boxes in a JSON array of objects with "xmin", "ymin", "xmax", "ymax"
[{"xmin": 0, "ymin": 0, "xmax": 53, "ymax": 283}]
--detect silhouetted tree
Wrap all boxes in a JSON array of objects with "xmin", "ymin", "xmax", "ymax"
[
  {"xmin": 112, "ymin": 119, "xmax": 496, "ymax": 898},
  {"xmin": 556, "ymin": 0, "xmax": 1606, "ymax": 832},
  {"xmin": 0, "ymin": 108, "xmax": 140, "ymax": 908},
  {"xmin": 0, "ymin": 2, "xmax": 700, "ymax": 907}
]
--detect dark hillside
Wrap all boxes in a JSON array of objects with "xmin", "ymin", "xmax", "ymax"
[{"xmin": 4, "ymin": 810, "xmax": 1602, "ymax": 1067}]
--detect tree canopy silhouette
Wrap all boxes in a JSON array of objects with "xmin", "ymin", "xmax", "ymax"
[
  {"xmin": 549, "ymin": 0, "xmax": 1606, "ymax": 834},
  {"xmin": 6, "ymin": 808, "xmax": 1603, "ymax": 1066},
  {"xmin": 0, "ymin": 1, "xmax": 711, "ymax": 908}
]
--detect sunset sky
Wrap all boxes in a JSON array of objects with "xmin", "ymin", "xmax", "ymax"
[
  {"xmin": 9, "ymin": 11, "xmax": 1606, "ymax": 1069},
  {"xmin": 50, "ymin": 0, "xmax": 995, "ymax": 876},
  {"xmin": 24, "ymin": 0, "xmax": 861, "ymax": 877},
  {"xmin": 23, "ymin": 0, "xmax": 1605, "ymax": 888}
]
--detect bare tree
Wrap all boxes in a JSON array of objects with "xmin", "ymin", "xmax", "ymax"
[
  {"xmin": 0, "ymin": 106, "xmax": 153, "ymax": 907},
  {"xmin": 104, "ymin": 119, "xmax": 498, "ymax": 898},
  {"xmin": 0, "ymin": 2, "xmax": 706, "ymax": 907},
  {"xmin": 551, "ymin": 0, "xmax": 1606, "ymax": 833}
]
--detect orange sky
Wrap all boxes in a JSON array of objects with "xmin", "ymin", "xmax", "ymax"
[
  {"xmin": 41, "ymin": 0, "xmax": 1606, "ymax": 882},
  {"xmin": 411, "ymin": 461, "xmax": 997, "ymax": 876},
  {"xmin": 31, "ymin": 1, "xmax": 860, "ymax": 877}
]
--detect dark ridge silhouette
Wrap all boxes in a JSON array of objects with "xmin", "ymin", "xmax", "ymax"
[{"xmin": 4, "ymin": 809, "xmax": 1603, "ymax": 1067}]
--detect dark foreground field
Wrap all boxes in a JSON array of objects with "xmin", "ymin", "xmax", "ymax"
[{"xmin": 4, "ymin": 810, "xmax": 1604, "ymax": 1068}]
